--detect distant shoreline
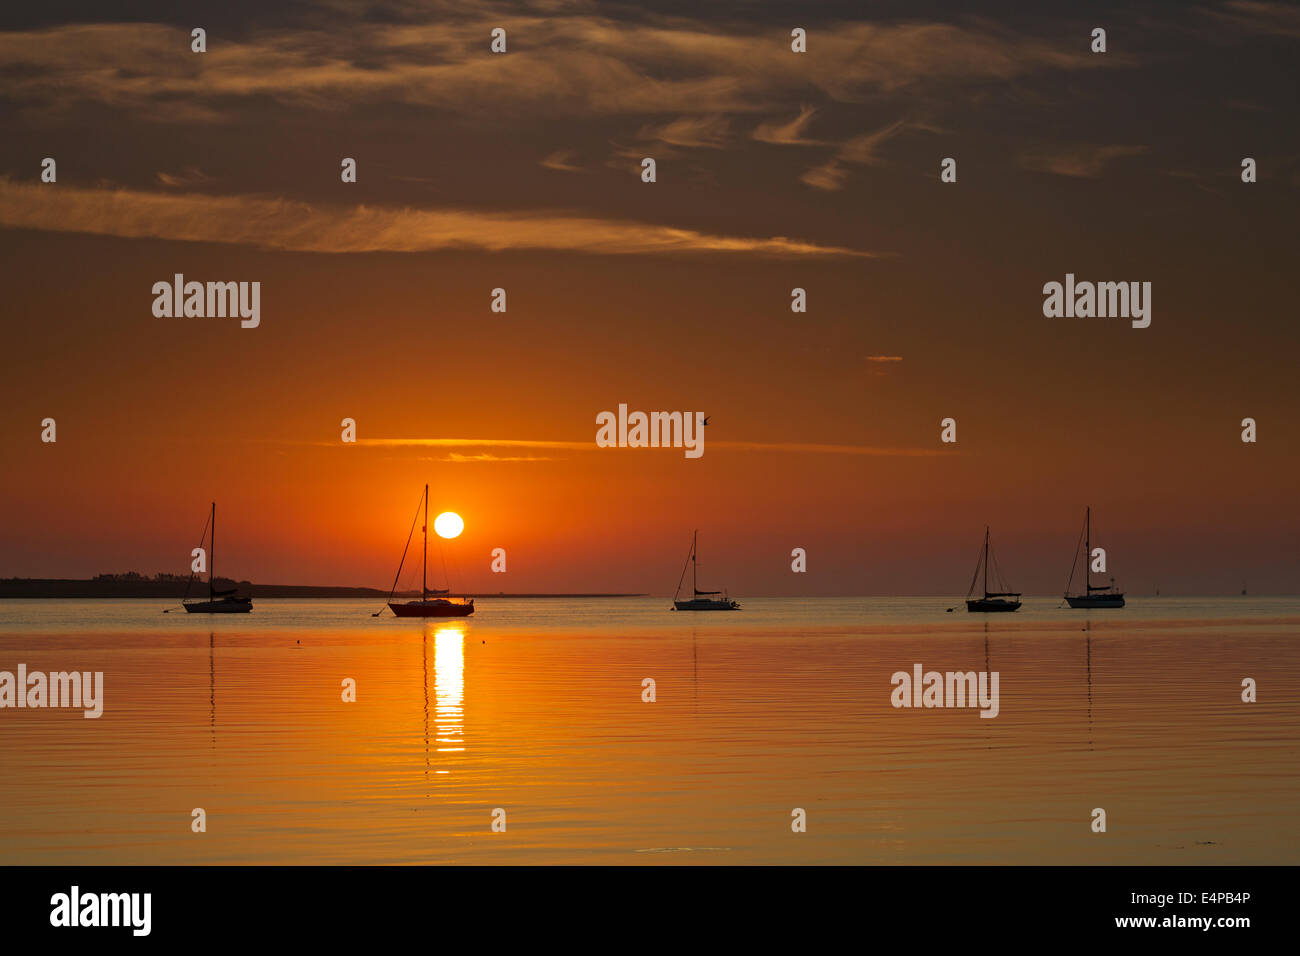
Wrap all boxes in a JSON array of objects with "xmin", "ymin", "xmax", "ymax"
[
  {"xmin": 0, "ymin": 579, "xmax": 645, "ymax": 600},
  {"xmin": 0, "ymin": 580, "xmax": 1287, "ymax": 601}
]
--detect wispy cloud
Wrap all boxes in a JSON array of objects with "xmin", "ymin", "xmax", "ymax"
[
  {"xmin": 710, "ymin": 441, "xmax": 948, "ymax": 456},
  {"xmin": 442, "ymin": 453, "xmax": 557, "ymax": 462},
  {"xmin": 0, "ymin": 16, "xmax": 1129, "ymax": 199},
  {"xmin": 866, "ymin": 355, "xmax": 904, "ymax": 378},
  {"xmin": 638, "ymin": 114, "xmax": 731, "ymax": 148},
  {"xmin": 0, "ymin": 18, "xmax": 1109, "ymax": 124},
  {"xmin": 1205, "ymin": 1, "xmax": 1300, "ymax": 38},
  {"xmin": 800, "ymin": 162, "xmax": 850, "ymax": 192},
  {"xmin": 0, "ymin": 179, "xmax": 876, "ymax": 258},
  {"xmin": 356, "ymin": 438, "xmax": 591, "ymax": 449},
  {"xmin": 1020, "ymin": 144, "xmax": 1149, "ymax": 179},
  {"xmin": 752, "ymin": 106, "xmax": 823, "ymax": 146},
  {"xmin": 156, "ymin": 167, "xmax": 214, "ymax": 188},
  {"xmin": 539, "ymin": 149, "xmax": 582, "ymax": 172},
  {"xmin": 328, "ymin": 437, "xmax": 948, "ymax": 457},
  {"xmin": 801, "ymin": 119, "xmax": 917, "ymax": 191}
]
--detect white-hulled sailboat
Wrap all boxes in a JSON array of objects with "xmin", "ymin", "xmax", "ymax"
[{"xmin": 672, "ymin": 531, "xmax": 740, "ymax": 611}]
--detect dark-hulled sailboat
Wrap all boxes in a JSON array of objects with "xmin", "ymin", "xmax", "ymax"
[
  {"xmin": 1064, "ymin": 506, "xmax": 1125, "ymax": 608},
  {"xmin": 965, "ymin": 525, "xmax": 1021, "ymax": 612},
  {"xmin": 672, "ymin": 530, "xmax": 740, "ymax": 611},
  {"xmin": 383, "ymin": 484, "xmax": 474, "ymax": 618},
  {"xmin": 184, "ymin": 502, "xmax": 253, "ymax": 613}
]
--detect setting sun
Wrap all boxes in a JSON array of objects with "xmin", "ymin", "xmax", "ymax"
[{"xmin": 434, "ymin": 511, "xmax": 464, "ymax": 539}]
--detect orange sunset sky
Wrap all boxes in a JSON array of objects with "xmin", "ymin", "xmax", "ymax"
[{"xmin": 1, "ymin": 1, "xmax": 1297, "ymax": 595}]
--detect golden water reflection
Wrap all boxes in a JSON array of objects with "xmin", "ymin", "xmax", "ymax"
[
  {"xmin": 432, "ymin": 625, "xmax": 465, "ymax": 759},
  {"xmin": 4, "ymin": 601, "xmax": 1300, "ymax": 864}
]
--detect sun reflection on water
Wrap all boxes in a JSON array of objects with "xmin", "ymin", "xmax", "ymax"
[{"xmin": 433, "ymin": 625, "xmax": 465, "ymax": 754}]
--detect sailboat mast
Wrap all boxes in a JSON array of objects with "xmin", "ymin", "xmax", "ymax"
[
  {"xmin": 422, "ymin": 484, "xmax": 428, "ymax": 602},
  {"xmin": 1085, "ymin": 506, "xmax": 1091, "ymax": 590},
  {"xmin": 210, "ymin": 501, "xmax": 215, "ymax": 603},
  {"xmin": 984, "ymin": 526, "xmax": 989, "ymax": 598}
]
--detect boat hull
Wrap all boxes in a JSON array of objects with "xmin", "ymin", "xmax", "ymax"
[
  {"xmin": 966, "ymin": 598, "xmax": 1021, "ymax": 613},
  {"xmin": 184, "ymin": 598, "xmax": 252, "ymax": 614},
  {"xmin": 1065, "ymin": 594, "xmax": 1125, "ymax": 608},
  {"xmin": 673, "ymin": 599, "xmax": 740, "ymax": 611},
  {"xmin": 389, "ymin": 600, "xmax": 474, "ymax": 618}
]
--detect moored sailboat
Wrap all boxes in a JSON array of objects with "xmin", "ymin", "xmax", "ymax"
[
  {"xmin": 1063, "ymin": 506, "xmax": 1125, "ymax": 608},
  {"xmin": 965, "ymin": 526, "xmax": 1021, "ymax": 612},
  {"xmin": 383, "ymin": 484, "xmax": 474, "ymax": 618},
  {"xmin": 672, "ymin": 530, "xmax": 740, "ymax": 611},
  {"xmin": 183, "ymin": 502, "xmax": 253, "ymax": 613}
]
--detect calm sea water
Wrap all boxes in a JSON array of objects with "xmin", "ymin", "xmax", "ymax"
[{"xmin": 1, "ymin": 597, "xmax": 1297, "ymax": 864}]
